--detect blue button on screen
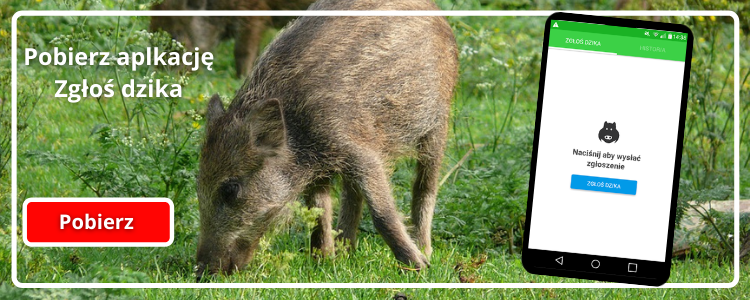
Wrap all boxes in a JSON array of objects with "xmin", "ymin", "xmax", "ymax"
[{"xmin": 570, "ymin": 174, "xmax": 637, "ymax": 195}]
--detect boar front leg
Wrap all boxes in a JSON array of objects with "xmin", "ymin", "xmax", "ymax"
[
  {"xmin": 233, "ymin": 16, "xmax": 268, "ymax": 77},
  {"xmin": 347, "ymin": 152, "xmax": 429, "ymax": 269},
  {"xmin": 411, "ymin": 127, "xmax": 446, "ymax": 258},
  {"xmin": 304, "ymin": 178, "xmax": 335, "ymax": 257},
  {"xmin": 336, "ymin": 177, "xmax": 364, "ymax": 250}
]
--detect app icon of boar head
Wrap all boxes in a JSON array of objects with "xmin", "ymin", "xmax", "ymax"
[{"xmin": 598, "ymin": 121, "xmax": 619, "ymax": 143}]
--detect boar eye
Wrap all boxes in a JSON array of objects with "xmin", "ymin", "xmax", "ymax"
[{"xmin": 219, "ymin": 179, "xmax": 240, "ymax": 202}]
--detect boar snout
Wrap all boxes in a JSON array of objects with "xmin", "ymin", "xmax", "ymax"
[{"xmin": 195, "ymin": 236, "xmax": 257, "ymax": 282}]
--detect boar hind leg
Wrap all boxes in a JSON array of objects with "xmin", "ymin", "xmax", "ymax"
[
  {"xmin": 233, "ymin": 16, "xmax": 268, "ymax": 77},
  {"xmin": 411, "ymin": 127, "xmax": 446, "ymax": 258},
  {"xmin": 304, "ymin": 178, "xmax": 335, "ymax": 257},
  {"xmin": 348, "ymin": 152, "xmax": 428, "ymax": 269},
  {"xmin": 335, "ymin": 177, "xmax": 364, "ymax": 250}
]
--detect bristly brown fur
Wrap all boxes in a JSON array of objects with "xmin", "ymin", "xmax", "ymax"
[
  {"xmin": 195, "ymin": 0, "xmax": 459, "ymax": 281},
  {"xmin": 150, "ymin": 0, "xmax": 316, "ymax": 77}
]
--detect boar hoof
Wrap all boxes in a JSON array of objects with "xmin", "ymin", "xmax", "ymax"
[{"xmin": 398, "ymin": 252, "xmax": 430, "ymax": 270}]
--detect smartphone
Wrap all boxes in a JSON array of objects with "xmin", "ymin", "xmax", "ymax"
[{"xmin": 522, "ymin": 13, "xmax": 693, "ymax": 286}]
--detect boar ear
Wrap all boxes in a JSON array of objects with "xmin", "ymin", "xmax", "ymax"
[
  {"xmin": 249, "ymin": 99, "xmax": 286, "ymax": 154},
  {"xmin": 612, "ymin": 122, "xmax": 616, "ymax": 129},
  {"xmin": 206, "ymin": 94, "xmax": 225, "ymax": 124}
]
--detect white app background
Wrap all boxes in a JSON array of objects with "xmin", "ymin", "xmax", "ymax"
[{"xmin": 528, "ymin": 47, "xmax": 685, "ymax": 262}]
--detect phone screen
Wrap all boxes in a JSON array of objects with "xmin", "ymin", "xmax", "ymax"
[{"xmin": 523, "ymin": 14, "xmax": 692, "ymax": 286}]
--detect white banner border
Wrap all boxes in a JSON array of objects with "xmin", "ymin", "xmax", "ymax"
[{"xmin": 11, "ymin": 10, "xmax": 741, "ymax": 289}]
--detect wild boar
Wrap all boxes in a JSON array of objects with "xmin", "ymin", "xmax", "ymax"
[
  {"xmin": 195, "ymin": 0, "xmax": 458, "ymax": 280},
  {"xmin": 150, "ymin": 0, "xmax": 315, "ymax": 77}
]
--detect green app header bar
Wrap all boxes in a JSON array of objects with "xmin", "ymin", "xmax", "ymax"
[
  {"xmin": 549, "ymin": 21, "xmax": 688, "ymax": 61},
  {"xmin": 552, "ymin": 20, "xmax": 689, "ymax": 42}
]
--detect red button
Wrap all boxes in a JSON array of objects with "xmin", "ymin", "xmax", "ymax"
[{"xmin": 23, "ymin": 198, "xmax": 173, "ymax": 247}]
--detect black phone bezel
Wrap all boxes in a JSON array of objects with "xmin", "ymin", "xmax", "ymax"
[{"xmin": 521, "ymin": 12, "xmax": 694, "ymax": 287}]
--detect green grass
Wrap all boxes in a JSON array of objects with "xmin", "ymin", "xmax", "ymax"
[
  {"xmin": 11, "ymin": 232, "xmax": 737, "ymax": 283},
  {"xmin": 0, "ymin": 0, "xmax": 747, "ymax": 298},
  {"xmin": 1, "ymin": 261, "xmax": 748, "ymax": 299}
]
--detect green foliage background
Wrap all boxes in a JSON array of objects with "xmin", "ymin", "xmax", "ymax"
[{"xmin": 0, "ymin": 0, "xmax": 747, "ymax": 298}]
